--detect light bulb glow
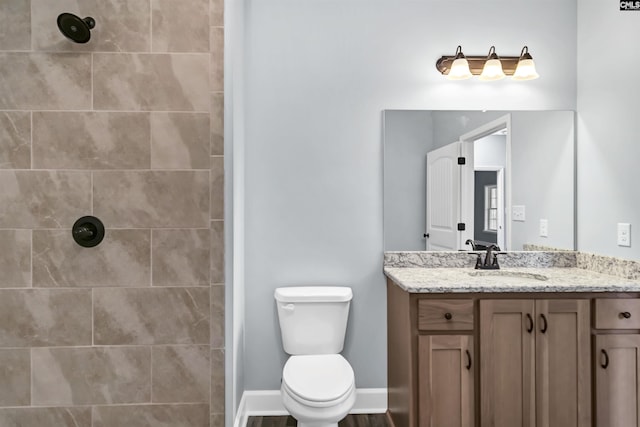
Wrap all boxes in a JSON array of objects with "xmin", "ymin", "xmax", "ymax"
[
  {"xmin": 512, "ymin": 58, "xmax": 539, "ymax": 80},
  {"xmin": 447, "ymin": 58, "xmax": 472, "ymax": 80},
  {"xmin": 479, "ymin": 58, "xmax": 505, "ymax": 81}
]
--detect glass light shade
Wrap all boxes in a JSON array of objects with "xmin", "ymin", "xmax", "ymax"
[
  {"xmin": 512, "ymin": 58, "xmax": 539, "ymax": 80},
  {"xmin": 447, "ymin": 57, "xmax": 472, "ymax": 80},
  {"xmin": 479, "ymin": 58, "xmax": 505, "ymax": 81}
]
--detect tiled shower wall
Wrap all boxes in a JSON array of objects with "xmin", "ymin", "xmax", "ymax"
[{"xmin": 0, "ymin": 0, "xmax": 224, "ymax": 426}]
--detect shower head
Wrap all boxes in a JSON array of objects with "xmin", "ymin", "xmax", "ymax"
[{"xmin": 57, "ymin": 13, "xmax": 95, "ymax": 44}]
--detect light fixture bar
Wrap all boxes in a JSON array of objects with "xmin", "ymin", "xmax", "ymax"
[{"xmin": 436, "ymin": 55, "xmax": 522, "ymax": 76}]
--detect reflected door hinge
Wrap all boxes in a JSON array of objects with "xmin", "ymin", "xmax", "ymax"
[
  {"xmin": 457, "ymin": 157, "xmax": 466, "ymax": 165},
  {"xmin": 457, "ymin": 223, "xmax": 466, "ymax": 231}
]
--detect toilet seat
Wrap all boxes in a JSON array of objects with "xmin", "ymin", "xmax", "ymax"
[{"xmin": 282, "ymin": 354, "xmax": 355, "ymax": 408}]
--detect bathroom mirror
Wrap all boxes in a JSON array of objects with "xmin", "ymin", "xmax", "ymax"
[{"xmin": 383, "ymin": 110, "xmax": 576, "ymax": 252}]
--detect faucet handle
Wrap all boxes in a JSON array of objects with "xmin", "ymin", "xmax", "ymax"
[{"xmin": 491, "ymin": 251, "xmax": 507, "ymax": 267}]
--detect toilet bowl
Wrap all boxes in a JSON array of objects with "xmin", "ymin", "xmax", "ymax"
[
  {"xmin": 274, "ymin": 286, "xmax": 356, "ymax": 427},
  {"xmin": 281, "ymin": 354, "xmax": 356, "ymax": 427}
]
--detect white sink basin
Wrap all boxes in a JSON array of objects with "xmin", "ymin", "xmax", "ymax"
[{"xmin": 467, "ymin": 270, "xmax": 549, "ymax": 281}]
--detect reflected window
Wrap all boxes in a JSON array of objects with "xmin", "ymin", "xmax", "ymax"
[{"xmin": 484, "ymin": 185, "xmax": 498, "ymax": 232}]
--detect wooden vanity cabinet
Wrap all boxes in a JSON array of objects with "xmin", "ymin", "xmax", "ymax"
[
  {"xmin": 387, "ymin": 282, "xmax": 475, "ymax": 427},
  {"xmin": 480, "ymin": 299, "xmax": 591, "ymax": 427},
  {"xmin": 594, "ymin": 298, "xmax": 640, "ymax": 427},
  {"xmin": 386, "ymin": 280, "xmax": 594, "ymax": 427},
  {"xmin": 418, "ymin": 335, "xmax": 474, "ymax": 427}
]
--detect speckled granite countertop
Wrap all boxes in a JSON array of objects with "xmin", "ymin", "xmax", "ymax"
[{"xmin": 384, "ymin": 267, "xmax": 640, "ymax": 293}]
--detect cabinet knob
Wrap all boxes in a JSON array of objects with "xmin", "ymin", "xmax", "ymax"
[
  {"xmin": 621, "ymin": 311, "xmax": 632, "ymax": 319},
  {"xmin": 444, "ymin": 312, "xmax": 453, "ymax": 320}
]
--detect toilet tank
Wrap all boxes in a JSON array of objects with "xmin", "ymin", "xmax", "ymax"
[{"xmin": 275, "ymin": 286, "xmax": 352, "ymax": 355}]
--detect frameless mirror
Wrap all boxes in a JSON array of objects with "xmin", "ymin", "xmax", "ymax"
[{"xmin": 383, "ymin": 110, "xmax": 576, "ymax": 252}]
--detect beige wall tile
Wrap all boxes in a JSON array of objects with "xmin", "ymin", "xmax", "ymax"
[
  {"xmin": 210, "ymin": 308, "xmax": 224, "ymax": 350},
  {"xmin": 33, "ymin": 229, "xmax": 151, "ymax": 287},
  {"xmin": 0, "ymin": 407, "xmax": 91, "ymax": 427},
  {"xmin": 152, "ymin": 345, "xmax": 210, "ymax": 403},
  {"xmin": 93, "ymin": 404, "xmax": 209, "ymax": 427},
  {"xmin": 210, "ymin": 285, "xmax": 224, "ymax": 348},
  {"xmin": 210, "ymin": 27, "xmax": 224, "ymax": 92},
  {"xmin": 210, "ymin": 0, "xmax": 224, "ymax": 27},
  {"xmin": 32, "ymin": 112, "xmax": 151, "ymax": 170},
  {"xmin": 32, "ymin": 347, "xmax": 151, "ymax": 405},
  {"xmin": 93, "ymin": 53, "xmax": 209, "ymax": 111},
  {"xmin": 152, "ymin": 0, "xmax": 209, "ymax": 53},
  {"xmin": 0, "ymin": 53, "xmax": 91, "ymax": 110},
  {"xmin": 151, "ymin": 113, "xmax": 210, "ymax": 170},
  {"xmin": 31, "ymin": 0, "xmax": 150, "ymax": 52},
  {"xmin": 152, "ymin": 229, "xmax": 210, "ymax": 286},
  {"xmin": 0, "ymin": 171, "xmax": 91, "ymax": 229},
  {"xmin": 0, "ymin": 230, "xmax": 31, "ymax": 288},
  {"xmin": 211, "ymin": 349, "xmax": 224, "ymax": 413},
  {"xmin": 210, "ymin": 92, "xmax": 224, "ymax": 155},
  {"xmin": 0, "ymin": 112, "xmax": 31, "ymax": 170},
  {"xmin": 94, "ymin": 171, "xmax": 209, "ymax": 228},
  {"xmin": 0, "ymin": 289, "xmax": 92, "ymax": 347},
  {"xmin": 0, "ymin": 0, "xmax": 31, "ymax": 50},
  {"xmin": 0, "ymin": 349, "xmax": 30, "ymax": 406},
  {"xmin": 210, "ymin": 157, "xmax": 224, "ymax": 220},
  {"xmin": 211, "ymin": 221, "xmax": 224, "ymax": 283},
  {"xmin": 94, "ymin": 287, "xmax": 210, "ymax": 345},
  {"xmin": 210, "ymin": 412, "xmax": 225, "ymax": 427}
]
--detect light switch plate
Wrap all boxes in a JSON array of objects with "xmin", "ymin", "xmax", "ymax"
[
  {"xmin": 512, "ymin": 205, "xmax": 526, "ymax": 222},
  {"xmin": 540, "ymin": 219, "xmax": 548, "ymax": 237},
  {"xmin": 618, "ymin": 223, "xmax": 631, "ymax": 247}
]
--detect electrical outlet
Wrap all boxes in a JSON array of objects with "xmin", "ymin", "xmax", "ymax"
[
  {"xmin": 618, "ymin": 223, "xmax": 631, "ymax": 247},
  {"xmin": 540, "ymin": 219, "xmax": 548, "ymax": 237},
  {"xmin": 512, "ymin": 205, "xmax": 526, "ymax": 222}
]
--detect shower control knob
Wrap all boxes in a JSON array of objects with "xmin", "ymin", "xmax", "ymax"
[{"xmin": 72, "ymin": 216, "xmax": 105, "ymax": 248}]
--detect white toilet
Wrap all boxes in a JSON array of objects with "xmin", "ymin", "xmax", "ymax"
[{"xmin": 275, "ymin": 286, "xmax": 356, "ymax": 427}]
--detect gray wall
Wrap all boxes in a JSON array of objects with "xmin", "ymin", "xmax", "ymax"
[
  {"xmin": 577, "ymin": 0, "xmax": 640, "ymax": 259},
  {"xmin": 510, "ymin": 111, "xmax": 575, "ymax": 250},
  {"xmin": 475, "ymin": 135, "xmax": 507, "ymax": 168},
  {"xmin": 383, "ymin": 111, "xmax": 434, "ymax": 251},
  {"xmin": 243, "ymin": 0, "xmax": 577, "ymax": 390}
]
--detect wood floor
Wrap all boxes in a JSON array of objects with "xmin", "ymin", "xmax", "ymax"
[{"xmin": 247, "ymin": 414, "xmax": 389, "ymax": 427}]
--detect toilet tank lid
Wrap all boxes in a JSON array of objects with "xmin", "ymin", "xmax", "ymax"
[{"xmin": 274, "ymin": 286, "xmax": 352, "ymax": 303}]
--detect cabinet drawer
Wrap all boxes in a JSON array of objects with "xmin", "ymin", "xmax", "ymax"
[
  {"xmin": 595, "ymin": 299, "xmax": 640, "ymax": 329},
  {"xmin": 418, "ymin": 299, "xmax": 474, "ymax": 330}
]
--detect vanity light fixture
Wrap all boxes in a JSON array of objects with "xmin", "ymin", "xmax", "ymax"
[{"xmin": 436, "ymin": 45, "xmax": 539, "ymax": 81}]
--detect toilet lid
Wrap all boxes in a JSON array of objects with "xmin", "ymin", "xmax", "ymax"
[{"xmin": 283, "ymin": 354, "xmax": 354, "ymax": 403}]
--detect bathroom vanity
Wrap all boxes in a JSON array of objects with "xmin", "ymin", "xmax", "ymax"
[{"xmin": 384, "ymin": 251, "xmax": 640, "ymax": 427}]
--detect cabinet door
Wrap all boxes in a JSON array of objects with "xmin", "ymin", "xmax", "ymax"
[
  {"xmin": 480, "ymin": 300, "xmax": 536, "ymax": 427},
  {"xmin": 596, "ymin": 334, "xmax": 640, "ymax": 427},
  {"xmin": 418, "ymin": 335, "xmax": 474, "ymax": 427},
  {"xmin": 535, "ymin": 299, "xmax": 591, "ymax": 427}
]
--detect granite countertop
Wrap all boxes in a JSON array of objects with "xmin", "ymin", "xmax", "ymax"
[{"xmin": 384, "ymin": 267, "xmax": 640, "ymax": 293}]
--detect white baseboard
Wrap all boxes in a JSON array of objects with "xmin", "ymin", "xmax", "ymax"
[{"xmin": 234, "ymin": 388, "xmax": 387, "ymax": 427}]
